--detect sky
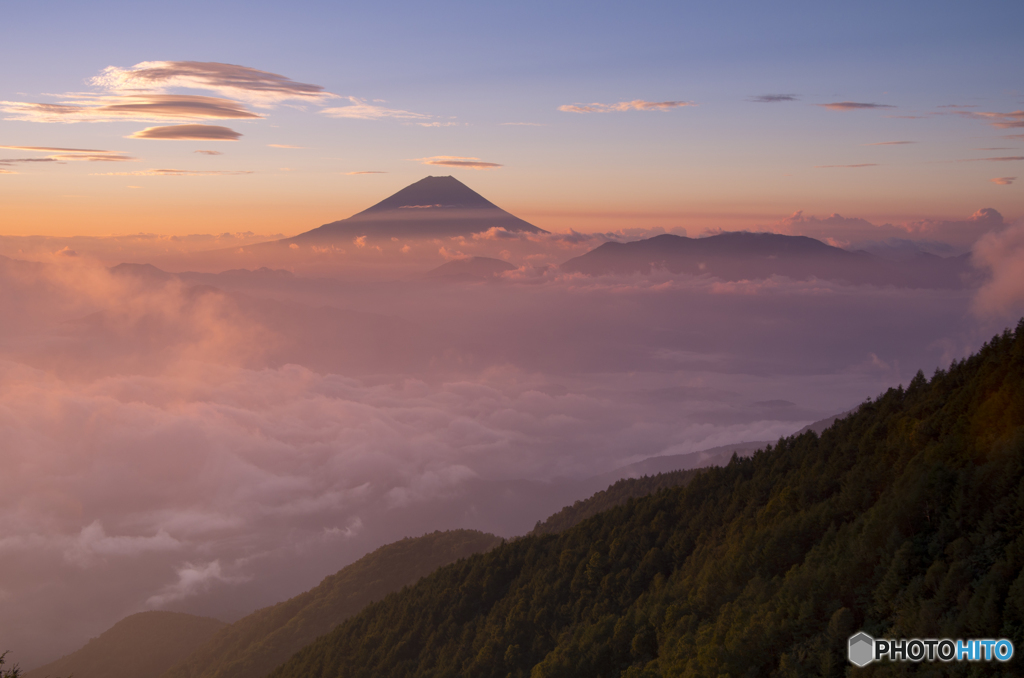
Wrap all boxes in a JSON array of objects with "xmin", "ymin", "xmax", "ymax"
[
  {"xmin": 3, "ymin": 0, "xmax": 1024, "ymax": 669},
  {"xmin": 1, "ymin": 0, "xmax": 1022, "ymax": 238}
]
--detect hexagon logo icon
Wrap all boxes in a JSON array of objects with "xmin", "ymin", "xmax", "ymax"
[{"xmin": 848, "ymin": 632, "xmax": 874, "ymax": 667}]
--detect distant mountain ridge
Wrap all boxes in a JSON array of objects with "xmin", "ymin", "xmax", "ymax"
[
  {"xmin": 24, "ymin": 612, "xmax": 226, "ymax": 678},
  {"xmin": 561, "ymin": 231, "xmax": 974, "ymax": 288},
  {"xmin": 287, "ymin": 176, "xmax": 546, "ymax": 242}
]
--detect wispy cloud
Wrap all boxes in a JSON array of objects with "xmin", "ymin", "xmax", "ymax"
[
  {"xmin": 0, "ymin": 146, "xmax": 135, "ymax": 163},
  {"xmin": 268, "ymin": 144, "xmax": 304, "ymax": 149},
  {"xmin": 1, "ymin": 94, "xmax": 261, "ymax": 123},
  {"xmin": 817, "ymin": 102, "xmax": 895, "ymax": 111},
  {"xmin": 413, "ymin": 156, "xmax": 502, "ymax": 169},
  {"xmin": 92, "ymin": 168, "xmax": 254, "ymax": 176},
  {"xmin": 0, "ymin": 157, "xmax": 59, "ymax": 166},
  {"xmin": 558, "ymin": 99, "xmax": 694, "ymax": 113},
  {"xmin": 0, "ymin": 145, "xmax": 111, "ymax": 153},
  {"xmin": 749, "ymin": 94, "xmax": 798, "ymax": 103},
  {"xmin": 416, "ymin": 121, "xmax": 461, "ymax": 127},
  {"xmin": 0, "ymin": 169, "xmax": 18, "ymax": 174},
  {"xmin": 966, "ymin": 110, "xmax": 1023, "ymax": 129},
  {"xmin": 92, "ymin": 61, "xmax": 332, "ymax": 105},
  {"xmin": 322, "ymin": 97, "xmax": 431, "ymax": 120},
  {"xmin": 128, "ymin": 124, "xmax": 242, "ymax": 140},
  {"xmin": 195, "ymin": 150, "xmax": 223, "ymax": 155},
  {"xmin": 347, "ymin": 171, "xmax": 388, "ymax": 175},
  {"xmin": 500, "ymin": 122, "xmax": 544, "ymax": 126},
  {"xmin": 990, "ymin": 177, "xmax": 1016, "ymax": 185},
  {"xmin": 863, "ymin": 141, "xmax": 915, "ymax": 146},
  {"xmin": 961, "ymin": 156, "xmax": 1024, "ymax": 162},
  {"xmin": 814, "ymin": 163, "xmax": 880, "ymax": 168}
]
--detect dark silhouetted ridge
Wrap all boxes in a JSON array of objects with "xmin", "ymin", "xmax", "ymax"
[
  {"xmin": 24, "ymin": 611, "xmax": 226, "ymax": 678},
  {"xmin": 561, "ymin": 231, "xmax": 974, "ymax": 288}
]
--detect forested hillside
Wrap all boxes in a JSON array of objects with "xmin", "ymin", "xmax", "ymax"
[
  {"xmin": 530, "ymin": 469, "xmax": 702, "ymax": 536},
  {"xmin": 270, "ymin": 321, "xmax": 1024, "ymax": 677},
  {"xmin": 162, "ymin": 529, "xmax": 501, "ymax": 678}
]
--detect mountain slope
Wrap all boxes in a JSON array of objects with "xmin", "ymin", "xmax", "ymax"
[
  {"xmin": 287, "ymin": 176, "xmax": 546, "ymax": 242},
  {"xmin": 528, "ymin": 468, "xmax": 704, "ymax": 537},
  {"xmin": 269, "ymin": 320, "xmax": 1024, "ymax": 677},
  {"xmin": 161, "ymin": 529, "xmax": 502, "ymax": 678},
  {"xmin": 561, "ymin": 232, "xmax": 973, "ymax": 288},
  {"xmin": 24, "ymin": 612, "xmax": 226, "ymax": 678}
]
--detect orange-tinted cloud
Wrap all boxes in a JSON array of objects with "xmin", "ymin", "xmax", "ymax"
[
  {"xmin": 817, "ymin": 102, "xmax": 895, "ymax": 111},
  {"xmin": 128, "ymin": 124, "xmax": 242, "ymax": 140},
  {"xmin": 347, "ymin": 171, "xmax": 388, "ymax": 175},
  {"xmin": 268, "ymin": 144, "xmax": 304, "ymax": 148},
  {"xmin": 990, "ymin": 177, "xmax": 1015, "ymax": 185},
  {"xmin": 92, "ymin": 61, "xmax": 332, "ymax": 104},
  {"xmin": 1, "ymin": 94, "xmax": 261, "ymax": 123},
  {"xmin": 0, "ymin": 146, "xmax": 135, "ymax": 162},
  {"xmin": 195, "ymin": 150, "xmax": 223, "ymax": 155},
  {"xmin": 972, "ymin": 110, "xmax": 1024, "ymax": 129},
  {"xmin": 322, "ymin": 97, "xmax": 431, "ymax": 120},
  {"xmin": 92, "ymin": 168, "xmax": 253, "ymax": 176},
  {"xmin": 558, "ymin": 99, "xmax": 694, "ymax": 113},
  {"xmin": 413, "ymin": 156, "xmax": 502, "ymax": 169}
]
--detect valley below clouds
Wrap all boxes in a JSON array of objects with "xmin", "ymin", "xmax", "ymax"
[{"xmin": 0, "ymin": 242, "xmax": 1008, "ymax": 665}]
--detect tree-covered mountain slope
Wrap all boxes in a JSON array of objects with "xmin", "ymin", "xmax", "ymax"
[
  {"xmin": 161, "ymin": 529, "xmax": 501, "ymax": 678},
  {"xmin": 270, "ymin": 320, "xmax": 1024, "ymax": 677},
  {"xmin": 529, "ymin": 469, "xmax": 703, "ymax": 537},
  {"xmin": 23, "ymin": 612, "xmax": 226, "ymax": 678}
]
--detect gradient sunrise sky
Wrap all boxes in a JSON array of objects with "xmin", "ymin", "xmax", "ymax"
[{"xmin": 1, "ymin": 0, "xmax": 1021, "ymax": 237}]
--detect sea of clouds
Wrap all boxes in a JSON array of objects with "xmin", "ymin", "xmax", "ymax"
[{"xmin": 1, "ymin": 222, "xmax": 1021, "ymax": 666}]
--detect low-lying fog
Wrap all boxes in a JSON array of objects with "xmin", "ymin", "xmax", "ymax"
[{"xmin": 2, "ymin": 220, "xmax": 1022, "ymax": 666}]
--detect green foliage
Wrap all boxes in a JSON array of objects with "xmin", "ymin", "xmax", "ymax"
[
  {"xmin": 1, "ymin": 651, "xmax": 22, "ymax": 678},
  {"xmin": 268, "ymin": 319, "xmax": 1024, "ymax": 677},
  {"xmin": 23, "ymin": 611, "xmax": 223, "ymax": 678},
  {"xmin": 530, "ymin": 470, "xmax": 703, "ymax": 536},
  {"xmin": 162, "ymin": 529, "xmax": 502, "ymax": 678}
]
